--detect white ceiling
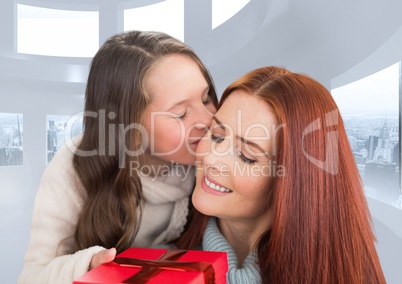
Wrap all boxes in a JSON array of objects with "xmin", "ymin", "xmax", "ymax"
[{"xmin": 0, "ymin": 0, "xmax": 402, "ymax": 94}]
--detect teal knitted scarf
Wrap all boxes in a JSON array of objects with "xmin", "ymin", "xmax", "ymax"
[{"xmin": 202, "ymin": 217, "xmax": 262, "ymax": 284}]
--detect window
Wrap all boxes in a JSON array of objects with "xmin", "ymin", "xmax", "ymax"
[
  {"xmin": 47, "ymin": 114, "xmax": 83, "ymax": 163},
  {"xmin": 212, "ymin": 0, "xmax": 250, "ymax": 29},
  {"xmin": 17, "ymin": 4, "xmax": 99, "ymax": 57},
  {"xmin": 0, "ymin": 113, "xmax": 23, "ymax": 166},
  {"xmin": 124, "ymin": 0, "xmax": 184, "ymax": 42},
  {"xmin": 331, "ymin": 62, "xmax": 401, "ymax": 209}
]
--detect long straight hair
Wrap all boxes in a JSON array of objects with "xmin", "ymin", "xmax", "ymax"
[
  {"xmin": 73, "ymin": 31, "xmax": 218, "ymax": 253},
  {"xmin": 177, "ymin": 66, "xmax": 386, "ymax": 283}
]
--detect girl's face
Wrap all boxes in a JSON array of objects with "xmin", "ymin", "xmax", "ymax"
[
  {"xmin": 193, "ymin": 91, "xmax": 277, "ymax": 225},
  {"xmin": 143, "ymin": 54, "xmax": 216, "ymax": 166}
]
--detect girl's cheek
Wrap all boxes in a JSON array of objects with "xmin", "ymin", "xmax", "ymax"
[{"xmin": 209, "ymin": 104, "xmax": 218, "ymax": 115}]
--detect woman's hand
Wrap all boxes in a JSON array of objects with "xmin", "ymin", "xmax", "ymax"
[{"xmin": 89, "ymin": 248, "xmax": 117, "ymax": 270}]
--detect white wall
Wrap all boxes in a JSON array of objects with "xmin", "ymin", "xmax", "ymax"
[{"xmin": 0, "ymin": 80, "xmax": 84, "ymax": 283}]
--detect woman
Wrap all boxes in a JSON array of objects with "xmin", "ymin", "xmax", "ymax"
[
  {"xmin": 18, "ymin": 30, "xmax": 217, "ymax": 284},
  {"xmin": 178, "ymin": 66, "xmax": 386, "ymax": 283}
]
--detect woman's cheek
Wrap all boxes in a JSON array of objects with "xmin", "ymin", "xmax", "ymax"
[{"xmin": 196, "ymin": 136, "xmax": 210, "ymax": 158}]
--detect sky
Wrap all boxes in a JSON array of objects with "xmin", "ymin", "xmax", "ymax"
[{"xmin": 331, "ymin": 62, "xmax": 400, "ymax": 118}]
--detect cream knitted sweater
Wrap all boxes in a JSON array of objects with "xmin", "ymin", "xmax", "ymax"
[{"xmin": 18, "ymin": 139, "xmax": 195, "ymax": 284}]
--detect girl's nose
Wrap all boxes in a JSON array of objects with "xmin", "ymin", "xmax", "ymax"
[{"xmin": 194, "ymin": 104, "xmax": 215, "ymax": 130}]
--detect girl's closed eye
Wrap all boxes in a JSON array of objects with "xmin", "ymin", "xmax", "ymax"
[
  {"xmin": 202, "ymin": 96, "xmax": 212, "ymax": 105},
  {"xmin": 175, "ymin": 111, "xmax": 188, "ymax": 120}
]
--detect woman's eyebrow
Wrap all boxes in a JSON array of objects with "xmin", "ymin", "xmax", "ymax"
[
  {"xmin": 212, "ymin": 116, "xmax": 225, "ymax": 129},
  {"xmin": 237, "ymin": 136, "xmax": 268, "ymax": 156},
  {"xmin": 213, "ymin": 116, "xmax": 269, "ymax": 157}
]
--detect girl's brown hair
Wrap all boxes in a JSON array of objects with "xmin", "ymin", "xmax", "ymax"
[
  {"xmin": 73, "ymin": 31, "xmax": 218, "ymax": 253},
  {"xmin": 177, "ymin": 66, "xmax": 385, "ymax": 283}
]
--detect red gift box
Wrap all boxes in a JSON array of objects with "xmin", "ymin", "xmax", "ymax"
[{"xmin": 73, "ymin": 248, "xmax": 228, "ymax": 284}]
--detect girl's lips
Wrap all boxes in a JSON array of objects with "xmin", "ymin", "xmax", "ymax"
[
  {"xmin": 200, "ymin": 175, "xmax": 232, "ymax": 196},
  {"xmin": 191, "ymin": 138, "xmax": 202, "ymax": 145}
]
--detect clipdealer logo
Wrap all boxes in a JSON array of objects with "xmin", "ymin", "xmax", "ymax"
[{"xmin": 302, "ymin": 110, "xmax": 339, "ymax": 175}]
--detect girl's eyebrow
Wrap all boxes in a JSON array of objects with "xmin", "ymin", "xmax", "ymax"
[
  {"xmin": 166, "ymin": 100, "xmax": 187, "ymax": 112},
  {"xmin": 202, "ymin": 86, "xmax": 210, "ymax": 95},
  {"xmin": 166, "ymin": 86, "xmax": 210, "ymax": 112}
]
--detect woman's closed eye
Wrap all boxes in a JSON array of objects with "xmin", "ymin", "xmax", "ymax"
[
  {"xmin": 210, "ymin": 132, "xmax": 224, "ymax": 143},
  {"xmin": 238, "ymin": 151, "xmax": 257, "ymax": 164},
  {"xmin": 210, "ymin": 131, "xmax": 258, "ymax": 164}
]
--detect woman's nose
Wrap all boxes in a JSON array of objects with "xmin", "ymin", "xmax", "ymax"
[
  {"xmin": 199, "ymin": 137, "xmax": 231, "ymax": 173},
  {"xmin": 202, "ymin": 150, "xmax": 230, "ymax": 176}
]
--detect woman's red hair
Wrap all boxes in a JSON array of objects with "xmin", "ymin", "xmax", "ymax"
[{"xmin": 177, "ymin": 66, "xmax": 386, "ymax": 284}]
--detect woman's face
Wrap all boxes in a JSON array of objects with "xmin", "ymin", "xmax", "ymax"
[
  {"xmin": 193, "ymin": 91, "xmax": 278, "ymax": 224},
  {"xmin": 143, "ymin": 54, "xmax": 216, "ymax": 166}
]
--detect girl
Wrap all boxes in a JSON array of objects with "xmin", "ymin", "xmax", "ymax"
[
  {"xmin": 18, "ymin": 31, "xmax": 217, "ymax": 284},
  {"xmin": 178, "ymin": 66, "xmax": 386, "ymax": 284}
]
